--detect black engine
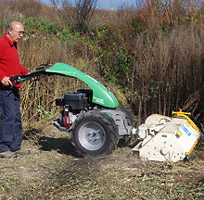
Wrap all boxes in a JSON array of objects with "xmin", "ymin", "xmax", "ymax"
[
  {"xmin": 55, "ymin": 89, "xmax": 93, "ymax": 112},
  {"xmin": 53, "ymin": 89, "xmax": 93, "ymax": 130}
]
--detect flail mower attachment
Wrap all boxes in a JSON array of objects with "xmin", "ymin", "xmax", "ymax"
[{"xmin": 132, "ymin": 110, "xmax": 201, "ymax": 162}]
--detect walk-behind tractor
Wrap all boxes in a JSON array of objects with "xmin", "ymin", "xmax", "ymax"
[{"xmin": 10, "ymin": 63, "xmax": 201, "ymax": 162}]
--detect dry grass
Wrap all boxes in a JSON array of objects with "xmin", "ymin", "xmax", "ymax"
[
  {"xmin": 1, "ymin": 0, "xmax": 204, "ymax": 125},
  {"xmin": 0, "ymin": 124, "xmax": 203, "ymax": 200}
]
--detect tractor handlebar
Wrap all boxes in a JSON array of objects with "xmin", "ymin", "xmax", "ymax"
[{"xmin": 10, "ymin": 66, "xmax": 48, "ymax": 87}]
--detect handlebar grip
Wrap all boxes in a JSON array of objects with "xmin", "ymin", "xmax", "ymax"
[
  {"xmin": 9, "ymin": 76, "xmax": 15, "ymax": 82},
  {"xmin": 10, "ymin": 76, "xmax": 18, "ymax": 83}
]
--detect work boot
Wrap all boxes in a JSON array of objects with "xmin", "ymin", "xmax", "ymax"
[
  {"xmin": 15, "ymin": 149, "xmax": 30, "ymax": 155},
  {"xmin": 0, "ymin": 151, "xmax": 17, "ymax": 158}
]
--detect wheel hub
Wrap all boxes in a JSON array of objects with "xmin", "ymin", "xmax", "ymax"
[{"xmin": 78, "ymin": 122, "xmax": 106, "ymax": 151}]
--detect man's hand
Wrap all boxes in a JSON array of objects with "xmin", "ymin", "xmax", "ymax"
[{"xmin": 1, "ymin": 77, "xmax": 12, "ymax": 86}]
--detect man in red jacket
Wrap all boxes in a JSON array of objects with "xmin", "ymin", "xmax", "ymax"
[{"xmin": 0, "ymin": 21, "xmax": 30, "ymax": 158}]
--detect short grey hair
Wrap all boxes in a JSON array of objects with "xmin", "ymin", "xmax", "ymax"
[{"xmin": 6, "ymin": 23, "xmax": 14, "ymax": 34}]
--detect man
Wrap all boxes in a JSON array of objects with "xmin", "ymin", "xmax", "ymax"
[{"xmin": 0, "ymin": 21, "xmax": 30, "ymax": 158}]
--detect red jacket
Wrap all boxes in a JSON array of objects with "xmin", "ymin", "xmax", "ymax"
[{"xmin": 0, "ymin": 34, "xmax": 29, "ymax": 90}]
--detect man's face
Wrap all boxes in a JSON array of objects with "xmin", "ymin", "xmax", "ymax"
[{"xmin": 9, "ymin": 24, "xmax": 24, "ymax": 43}]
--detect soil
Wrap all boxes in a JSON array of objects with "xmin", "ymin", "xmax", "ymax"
[{"xmin": 0, "ymin": 124, "xmax": 204, "ymax": 200}]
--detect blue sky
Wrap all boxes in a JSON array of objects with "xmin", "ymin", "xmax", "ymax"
[{"xmin": 41, "ymin": 0, "xmax": 136, "ymax": 10}]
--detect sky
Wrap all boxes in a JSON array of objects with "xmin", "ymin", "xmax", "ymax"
[{"xmin": 41, "ymin": 0, "xmax": 136, "ymax": 10}]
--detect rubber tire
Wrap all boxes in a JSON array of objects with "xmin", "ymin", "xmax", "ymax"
[{"xmin": 71, "ymin": 111, "xmax": 119, "ymax": 155}]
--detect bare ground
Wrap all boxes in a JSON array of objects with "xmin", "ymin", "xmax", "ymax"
[{"xmin": 0, "ymin": 124, "xmax": 204, "ymax": 200}]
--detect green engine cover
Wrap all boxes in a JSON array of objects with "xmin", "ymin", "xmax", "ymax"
[{"xmin": 45, "ymin": 63, "xmax": 119, "ymax": 108}]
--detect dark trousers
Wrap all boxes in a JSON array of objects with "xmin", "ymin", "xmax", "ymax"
[{"xmin": 0, "ymin": 89, "xmax": 22, "ymax": 153}]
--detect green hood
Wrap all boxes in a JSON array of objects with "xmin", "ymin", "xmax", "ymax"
[{"xmin": 45, "ymin": 63, "xmax": 119, "ymax": 108}]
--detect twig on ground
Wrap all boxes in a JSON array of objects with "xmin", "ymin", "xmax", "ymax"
[
  {"xmin": 126, "ymin": 188, "xmax": 149, "ymax": 200},
  {"xmin": 49, "ymin": 187, "xmax": 98, "ymax": 200}
]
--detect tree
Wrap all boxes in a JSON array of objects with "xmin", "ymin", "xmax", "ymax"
[{"xmin": 50, "ymin": 0, "xmax": 98, "ymax": 31}]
